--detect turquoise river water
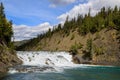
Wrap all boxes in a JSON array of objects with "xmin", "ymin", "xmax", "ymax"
[
  {"xmin": 1, "ymin": 66, "xmax": 120, "ymax": 80},
  {"xmin": 1, "ymin": 51, "xmax": 120, "ymax": 80}
]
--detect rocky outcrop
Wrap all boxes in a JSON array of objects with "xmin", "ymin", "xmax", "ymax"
[{"xmin": 0, "ymin": 42, "xmax": 22, "ymax": 74}]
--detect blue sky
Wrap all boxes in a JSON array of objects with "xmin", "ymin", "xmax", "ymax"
[
  {"xmin": 0, "ymin": 0, "xmax": 120, "ymax": 41},
  {"xmin": 1, "ymin": 0, "xmax": 85, "ymax": 26}
]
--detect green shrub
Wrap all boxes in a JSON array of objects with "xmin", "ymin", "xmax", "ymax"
[
  {"xmin": 70, "ymin": 42, "xmax": 83, "ymax": 54},
  {"xmin": 83, "ymin": 38, "xmax": 93, "ymax": 59},
  {"xmin": 86, "ymin": 38, "xmax": 93, "ymax": 53},
  {"xmin": 78, "ymin": 42, "xmax": 83, "ymax": 49},
  {"xmin": 93, "ymin": 45, "xmax": 105, "ymax": 56},
  {"xmin": 71, "ymin": 34, "xmax": 75, "ymax": 40}
]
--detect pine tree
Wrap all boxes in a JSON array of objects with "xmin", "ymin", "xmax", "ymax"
[{"xmin": 0, "ymin": 3, "xmax": 13, "ymax": 46}]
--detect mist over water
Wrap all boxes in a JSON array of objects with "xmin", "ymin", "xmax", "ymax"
[{"xmin": 1, "ymin": 51, "xmax": 120, "ymax": 80}]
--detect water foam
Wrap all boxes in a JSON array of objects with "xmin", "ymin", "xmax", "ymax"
[
  {"xmin": 9, "ymin": 51, "xmax": 75, "ymax": 73},
  {"xmin": 17, "ymin": 51, "xmax": 74, "ymax": 67}
]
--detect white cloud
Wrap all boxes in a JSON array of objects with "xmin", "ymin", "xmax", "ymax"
[
  {"xmin": 13, "ymin": 22, "xmax": 52, "ymax": 41},
  {"xmin": 57, "ymin": 0, "xmax": 120, "ymax": 23},
  {"xmin": 49, "ymin": 0, "xmax": 76, "ymax": 7}
]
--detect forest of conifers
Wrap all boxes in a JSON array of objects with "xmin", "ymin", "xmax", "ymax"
[{"xmin": 19, "ymin": 6, "xmax": 120, "ymax": 48}]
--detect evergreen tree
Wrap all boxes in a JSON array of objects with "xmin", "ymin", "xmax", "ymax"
[{"xmin": 0, "ymin": 3, "xmax": 13, "ymax": 46}]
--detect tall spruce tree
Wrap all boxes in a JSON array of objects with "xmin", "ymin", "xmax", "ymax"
[{"xmin": 0, "ymin": 2, "xmax": 13, "ymax": 46}]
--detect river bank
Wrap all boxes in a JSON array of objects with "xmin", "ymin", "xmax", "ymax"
[{"xmin": 71, "ymin": 53, "xmax": 120, "ymax": 66}]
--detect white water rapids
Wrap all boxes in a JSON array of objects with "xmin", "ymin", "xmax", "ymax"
[
  {"xmin": 8, "ymin": 51, "xmax": 76, "ymax": 73},
  {"xmin": 17, "ymin": 51, "xmax": 74, "ymax": 67},
  {"xmin": 8, "ymin": 51, "xmax": 100, "ymax": 74}
]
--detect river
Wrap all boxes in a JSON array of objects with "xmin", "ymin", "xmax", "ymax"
[{"xmin": 1, "ymin": 51, "xmax": 120, "ymax": 80}]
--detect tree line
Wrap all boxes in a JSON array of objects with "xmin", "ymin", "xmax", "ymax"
[
  {"xmin": 42, "ymin": 6, "xmax": 120, "ymax": 37},
  {"xmin": 16, "ymin": 6, "xmax": 120, "ymax": 50},
  {"xmin": 63, "ymin": 6, "xmax": 120, "ymax": 35}
]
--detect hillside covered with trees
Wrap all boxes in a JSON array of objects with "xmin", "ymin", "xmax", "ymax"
[
  {"xmin": 17, "ymin": 6, "xmax": 120, "ymax": 66},
  {"xmin": 0, "ymin": 3, "xmax": 22, "ymax": 74}
]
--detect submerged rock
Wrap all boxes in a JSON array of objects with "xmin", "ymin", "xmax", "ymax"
[
  {"xmin": 45, "ymin": 58, "xmax": 55, "ymax": 66},
  {"xmin": 9, "ymin": 65, "xmax": 56, "ymax": 73}
]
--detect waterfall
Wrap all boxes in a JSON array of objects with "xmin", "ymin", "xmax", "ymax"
[
  {"xmin": 9, "ymin": 51, "xmax": 77, "ymax": 73},
  {"xmin": 9, "ymin": 51, "xmax": 101, "ymax": 73},
  {"xmin": 17, "ymin": 51, "xmax": 74, "ymax": 67}
]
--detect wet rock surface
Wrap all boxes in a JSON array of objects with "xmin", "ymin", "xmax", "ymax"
[{"xmin": 9, "ymin": 65, "xmax": 57, "ymax": 73}]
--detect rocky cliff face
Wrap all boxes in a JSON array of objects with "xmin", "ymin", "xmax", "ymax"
[{"xmin": 0, "ymin": 42, "xmax": 22, "ymax": 74}]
